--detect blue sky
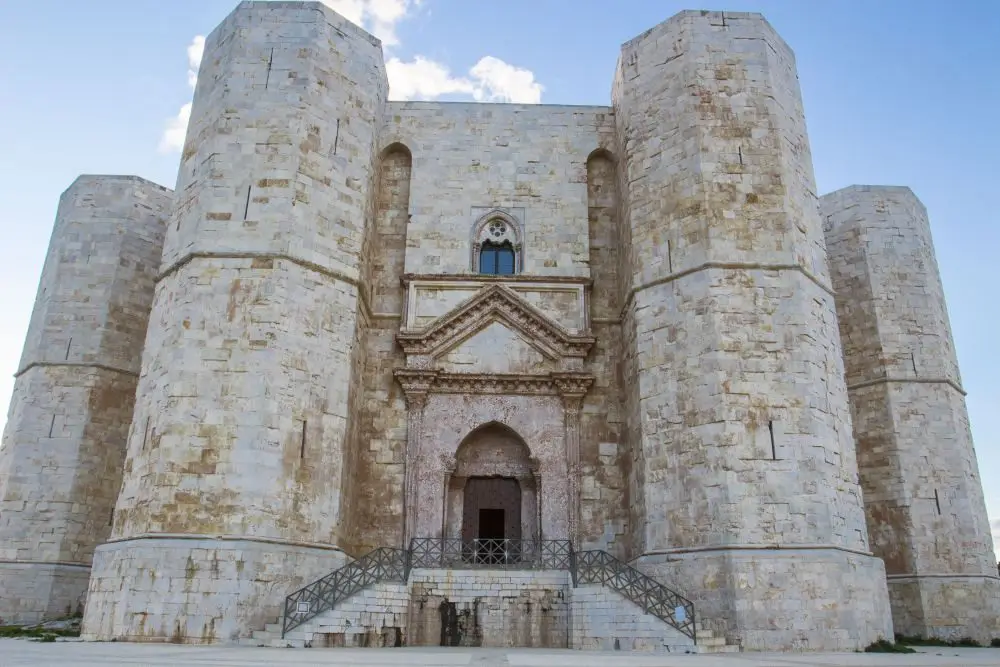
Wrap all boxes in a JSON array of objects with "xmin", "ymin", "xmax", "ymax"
[{"xmin": 0, "ymin": 1, "xmax": 996, "ymax": 553}]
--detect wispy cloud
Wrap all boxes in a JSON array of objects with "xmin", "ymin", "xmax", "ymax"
[
  {"xmin": 158, "ymin": 1, "xmax": 544, "ymax": 152},
  {"xmin": 322, "ymin": 0, "xmax": 416, "ymax": 48},
  {"xmin": 386, "ymin": 55, "xmax": 543, "ymax": 103},
  {"xmin": 158, "ymin": 36, "xmax": 204, "ymax": 153}
]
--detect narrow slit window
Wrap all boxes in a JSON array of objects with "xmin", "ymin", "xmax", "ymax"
[{"xmin": 479, "ymin": 240, "xmax": 516, "ymax": 276}]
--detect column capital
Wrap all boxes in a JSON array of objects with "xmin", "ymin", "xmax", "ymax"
[
  {"xmin": 394, "ymin": 368, "xmax": 435, "ymax": 408},
  {"xmin": 553, "ymin": 372, "xmax": 593, "ymax": 412}
]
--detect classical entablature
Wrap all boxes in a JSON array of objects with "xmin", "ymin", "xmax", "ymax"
[{"xmin": 394, "ymin": 369, "xmax": 595, "ymax": 397}]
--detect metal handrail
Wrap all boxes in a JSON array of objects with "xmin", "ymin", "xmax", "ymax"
[
  {"xmin": 281, "ymin": 547, "xmax": 407, "ymax": 637},
  {"xmin": 279, "ymin": 540, "xmax": 697, "ymax": 643},
  {"xmin": 575, "ymin": 550, "xmax": 697, "ymax": 641},
  {"xmin": 408, "ymin": 537, "xmax": 573, "ymax": 570}
]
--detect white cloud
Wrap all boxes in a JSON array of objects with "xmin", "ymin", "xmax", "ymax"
[
  {"xmin": 320, "ymin": 0, "xmax": 417, "ymax": 47},
  {"xmin": 186, "ymin": 35, "xmax": 205, "ymax": 88},
  {"xmin": 158, "ymin": 2, "xmax": 544, "ymax": 152},
  {"xmin": 158, "ymin": 35, "xmax": 203, "ymax": 154},
  {"xmin": 158, "ymin": 102, "xmax": 192, "ymax": 154},
  {"xmin": 385, "ymin": 56, "xmax": 475, "ymax": 100},
  {"xmin": 468, "ymin": 56, "xmax": 544, "ymax": 104},
  {"xmin": 386, "ymin": 55, "xmax": 543, "ymax": 103}
]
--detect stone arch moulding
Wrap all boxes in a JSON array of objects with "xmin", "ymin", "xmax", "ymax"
[
  {"xmin": 443, "ymin": 421, "xmax": 541, "ymax": 546},
  {"xmin": 586, "ymin": 146, "xmax": 616, "ymax": 164},
  {"xmin": 471, "ymin": 209, "xmax": 523, "ymax": 273}
]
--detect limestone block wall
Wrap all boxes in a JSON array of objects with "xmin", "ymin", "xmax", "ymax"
[
  {"xmin": 82, "ymin": 0, "xmax": 387, "ymax": 643},
  {"xmin": 822, "ymin": 185, "xmax": 1000, "ymax": 643},
  {"xmin": 407, "ymin": 569, "xmax": 569, "ymax": 647},
  {"xmin": 373, "ymin": 102, "xmax": 627, "ymax": 552},
  {"xmin": 612, "ymin": 11, "xmax": 891, "ymax": 650},
  {"xmin": 569, "ymin": 584, "xmax": 693, "ymax": 651},
  {"xmin": 351, "ymin": 144, "xmax": 412, "ymax": 552},
  {"xmin": 385, "ymin": 102, "xmax": 612, "ymax": 277},
  {"xmin": 581, "ymin": 150, "xmax": 626, "ymax": 555},
  {"xmin": 0, "ymin": 175, "xmax": 171, "ymax": 624}
]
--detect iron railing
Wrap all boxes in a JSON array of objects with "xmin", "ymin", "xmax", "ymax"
[
  {"xmin": 282, "ymin": 547, "xmax": 407, "ymax": 637},
  {"xmin": 279, "ymin": 541, "xmax": 697, "ymax": 644},
  {"xmin": 408, "ymin": 537, "xmax": 573, "ymax": 570},
  {"xmin": 575, "ymin": 550, "xmax": 697, "ymax": 640}
]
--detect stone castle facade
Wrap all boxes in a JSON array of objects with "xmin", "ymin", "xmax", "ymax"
[{"xmin": 0, "ymin": 1, "xmax": 997, "ymax": 651}]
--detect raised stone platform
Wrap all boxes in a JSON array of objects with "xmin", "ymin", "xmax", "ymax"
[{"xmin": 246, "ymin": 568, "xmax": 736, "ymax": 653}]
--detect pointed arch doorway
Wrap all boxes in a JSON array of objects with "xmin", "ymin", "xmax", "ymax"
[{"xmin": 444, "ymin": 422, "xmax": 539, "ymax": 562}]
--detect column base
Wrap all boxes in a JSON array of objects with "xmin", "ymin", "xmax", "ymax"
[
  {"xmin": 0, "ymin": 561, "xmax": 90, "ymax": 625},
  {"xmin": 888, "ymin": 574, "xmax": 1000, "ymax": 644},
  {"xmin": 81, "ymin": 535, "xmax": 348, "ymax": 643},
  {"xmin": 635, "ymin": 546, "xmax": 893, "ymax": 651}
]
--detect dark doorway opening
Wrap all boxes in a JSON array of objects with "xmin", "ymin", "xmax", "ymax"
[
  {"xmin": 479, "ymin": 508, "xmax": 505, "ymax": 540},
  {"xmin": 462, "ymin": 477, "xmax": 521, "ymax": 565}
]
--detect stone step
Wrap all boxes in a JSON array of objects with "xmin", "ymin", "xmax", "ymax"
[
  {"xmin": 697, "ymin": 644, "xmax": 741, "ymax": 654},
  {"xmin": 264, "ymin": 623, "xmax": 283, "ymax": 634},
  {"xmin": 696, "ymin": 636, "xmax": 726, "ymax": 647}
]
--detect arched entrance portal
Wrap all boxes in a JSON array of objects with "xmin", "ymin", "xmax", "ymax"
[{"xmin": 444, "ymin": 423, "xmax": 539, "ymax": 562}]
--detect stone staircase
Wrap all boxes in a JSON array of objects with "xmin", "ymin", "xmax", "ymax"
[{"xmin": 243, "ymin": 541, "xmax": 741, "ymax": 654}]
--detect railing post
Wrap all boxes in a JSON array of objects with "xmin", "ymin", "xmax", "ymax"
[{"xmin": 569, "ymin": 544, "xmax": 578, "ymax": 587}]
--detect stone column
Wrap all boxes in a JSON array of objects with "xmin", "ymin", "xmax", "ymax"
[
  {"xmin": 396, "ymin": 370, "xmax": 433, "ymax": 547},
  {"xmin": 612, "ymin": 10, "xmax": 891, "ymax": 650},
  {"xmin": 559, "ymin": 392, "xmax": 584, "ymax": 548},
  {"xmin": 82, "ymin": 2, "xmax": 388, "ymax": 643},
  {"xmin": 822, "ymin": 185, "xmax": 1000, "ymax": 643},
  {"xmin": 403, "ymin": 392, "xmax": 426, "ymax": 547},
  {"xmin": 0, "ymin": 176, "xmax": 171, "ymax": 624}
]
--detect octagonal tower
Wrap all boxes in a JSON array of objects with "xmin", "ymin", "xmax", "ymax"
[
  {"xmin": 612, "ymin": 11, "xmax": 892, "ymax": 650},
  {"xmin": 82, "ymin": 1, "xmax": 388, "ymax": 642},
  {"xmin": 822, "ymin": 185, "xmax": 1000, "ymax": 643}
]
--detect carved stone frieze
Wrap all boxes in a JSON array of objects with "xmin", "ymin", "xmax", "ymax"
[
  {"xmin": 394, "ymin": 369, "xmax": 594, "ymax": 397},
  {"xmin": 397, "ymin": 284, "xmax": 594, "ymax": 360}
]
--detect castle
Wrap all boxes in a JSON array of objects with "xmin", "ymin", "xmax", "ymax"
[{"xmin": 0, "ymin": 1, "xmax": 997, "ymax": 652}]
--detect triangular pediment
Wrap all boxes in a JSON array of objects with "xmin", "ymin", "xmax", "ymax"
[
  {"xmin": 439, "ymin": 321, "xmax": 553, "ymax": 374},
  {"xmin": 397, "ymin": 284, "xmax": 594, "ymax": 361}
]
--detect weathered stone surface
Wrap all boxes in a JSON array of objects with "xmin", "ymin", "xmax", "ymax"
[
  {"xmin": 613, "ymin": 10, "xmax": 891, "ymax": 650},
  {"xmin": 822, "ymin": 185, "xmax": 1000, "ymax": 643},
  {"xmin": 4, "ymin": 1, "xmax": 994, "ymax": 653},
  {"xmin": 81, "ymin": 0, "xmax": 387, "ymax": 642},
  {"xmin": 0, "ymin": 175, "xmax": 171, "ymax": 624}
]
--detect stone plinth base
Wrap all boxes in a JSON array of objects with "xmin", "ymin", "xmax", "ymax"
[
  {"xmin": 81, "ymin": 536, "xmax": 347, "ymax": 643},
  {"xmin": 408, "ymin": 569, "xmax": 569, "ymax": 648},
  {"xmin": 0, "ymin": 561, "xmax": 91, "ymax": 624},
  {"xmin": 636, "ymin": 546, "xmax": 893, "ymax": 651},
  {"xmin": 888, "ymin": 575, "xmax": 1000, "ymax": 644}
]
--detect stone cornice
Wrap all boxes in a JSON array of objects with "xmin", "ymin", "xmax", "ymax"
[
  {"xmin": 402, "ymin": 272, "xmax": 592, "ymax": 287},
  {"xmin": 397, "ymin": 284, "xmax": 595, "ymax": 360},
  {"xmin": 846, "ymin": 375, "xmax": 966, "ymax": 396},
  {"xmin": 395, "ymin": 369, "xmax": 594, "ymax": 398},
  {"xmin": 14, "ymin": 361, "xmax": 139, "ymax": 379},
  {"xmin": 620, "ymin": 261, "xmax": 835, "ymax": 322}
]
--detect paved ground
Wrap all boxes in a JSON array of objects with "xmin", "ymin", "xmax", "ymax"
[{"xmin": 1, "ymin": 641, "xmax": 999, "ymax": 666}]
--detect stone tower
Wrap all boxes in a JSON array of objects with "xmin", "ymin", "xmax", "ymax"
[
  {"xmin": 3, "ymin": 1, "xmax": 997, "ymax": 653},
  {"xmin": 822, "ymin": 185, "xmax": 1000, "ymax": 643},
  {"xmin": 0, "ymin": 176, "xmax": 172, "ymax": 624},
  {"xmin": 80, "ymin": 1, "xmax": 388, "ymax": 642},
  {"xmin": 612, "ymin": 11, "xmax": 892, "ymax": 649}
]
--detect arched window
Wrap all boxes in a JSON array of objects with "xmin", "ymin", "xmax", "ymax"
[
  {"xmin": 479, "ymin": 240, "xmax": 516, "ymax": 275},
  {"xmin": 471, "ymin": 211, "xmax": 522, "ymax": 274}
]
